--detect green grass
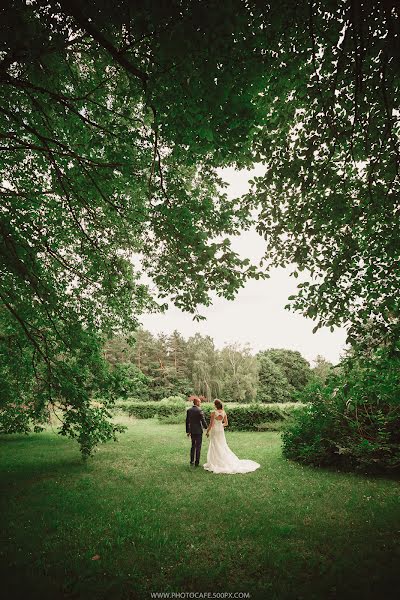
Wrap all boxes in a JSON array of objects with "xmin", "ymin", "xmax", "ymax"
[{"xmin": 1, "ymin": 417, "xmax": 399, "ymax": 600}]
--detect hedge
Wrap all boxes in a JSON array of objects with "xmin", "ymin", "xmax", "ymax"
[{"xmin": 119, "ymin": 401, "xmax": 304, "ymax": 431}]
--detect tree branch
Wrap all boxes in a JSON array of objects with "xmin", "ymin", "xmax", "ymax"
[{"xmin": 59, "ymin": 0, "xmax": 149, "ymax": 86}]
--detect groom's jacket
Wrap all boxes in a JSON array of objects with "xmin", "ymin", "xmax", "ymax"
[{"xmin": 186, "ymin": 405, "xmax": 208, "ymax": 435}]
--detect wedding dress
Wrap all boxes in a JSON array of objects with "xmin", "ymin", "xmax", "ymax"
[{"xmin": 203, "ymin": 409, "xmax": 260, "ymax": 474}]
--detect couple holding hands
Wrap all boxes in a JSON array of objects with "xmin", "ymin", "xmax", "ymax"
[{"xmin": 185, "ymin": 397, "xmax": 260, "ymax": 475}]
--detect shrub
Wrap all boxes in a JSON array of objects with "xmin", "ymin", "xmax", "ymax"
[
  {"xmin": 282, "ymin": 349, "xmax": 400, "ymax": 473},
  {"xmin": 120, "ymin": 400, "xmax": 303, "ymax": 431},
  {"xmin": 159, "ymin": 395, "xmax": 186, "ymax": 404},
  {"xmin": 120, "ymin": 402, "xmax": 171, "ymax": 419},
  {"xmin": 311, "ymin": 355, "xmax": 335, "ymax": 384},
  {"xmin": 214, "ymin": 404, "xmax": 303, "ymax": 431}
]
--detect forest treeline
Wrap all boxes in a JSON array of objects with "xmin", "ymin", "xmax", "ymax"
[{"xmin": 104, "ymin": 329, "xmax": 333, "ymax": 403}]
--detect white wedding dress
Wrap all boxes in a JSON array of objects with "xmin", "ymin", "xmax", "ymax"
[{"xmin": 203, "ymin": 410, "xmax": 260, "ymax": 474}]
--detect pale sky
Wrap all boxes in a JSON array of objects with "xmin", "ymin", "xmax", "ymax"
[{"xmin": 140, "ymin": 166, "xmax": 348, "ymax": 365}]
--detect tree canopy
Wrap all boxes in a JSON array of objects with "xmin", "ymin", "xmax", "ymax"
[
  {"xmin": 248, "ymin": 0, "xmax": 399, "ymax": 350},
  {"xmin": 1, "ymin": 0, "xmax": 398, "ymax": 455},
  {"xmin": 259, "ymin": 349, "xmax": 312, "ymax": 391},
  {"xmin": 0, "ymin": 0, "xmax": 266, "ymax": 454}
]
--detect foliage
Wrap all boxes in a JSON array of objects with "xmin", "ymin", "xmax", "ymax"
[
  {"xmin": 184, "ymin": 334, "xmax": 222, "ymax": 400},
  {"xmin": 120, "ymin": 399, "xmax": 302, "ymax": 431},
  {"xmin": 2, "ymin": 0, "xmax": 398, "ymax": 456},
  {"xmin": 156, "ymin": 398, "xmax": 190, "ymax": 423},
  {"xmin": 249, "ymin": 0, "xmax": 399, "ymax": 349},
  {"xmin": 256, "ymin": 354, "xmax": 293, "ymax": 403},
  {"xmin": 146, "ymin": 366, "xmax": 192, "ymax": 402},
  {"xmin": 59, "ymin": 404, "xmax": 126, "ymax": 460},
  {"xmin": 282, "ymin": 349, "xmax": 400, "ymax": 473},
  {"xmin": 0, "ymin": 307, "xmax": 125, "ymax": 457},
  {"xmin": 114, "ymin": 330, "xmax": 261, "ymax": 402},
  {"xmin": 111, "ymin": 362, "xmax": 150, "ymax": 401},
  {"xmin": 312, "ymin": 354, "xmax": 335, "ymax": 384},
  {"xmin": 218, "ymin": 343, "xmax": 259, "ymax": 402},
  {"xmin": 0, "ymin": 0, "xmax": 266, "ymax": 454},
  {"xmin": 159, "ymin": 395, "xmax": 186, "ymax": 404},
  {"xmin": 108, "ymin": 331, "xmax": 313, "ymax": 403},
  {"xmin": 104, "ymin": 335, "xmax": 137, "ymax": 366},
  {"xmin": 120, "ymin": 400, "xmax": 185, "ymax": 420},
  {"xmin": 207, "ymin": 404, "xmax": 303, "ymax": 432},
  {"xmin": 0, "ymin": 399, "xmax": 41, "ymax": 435},
  {"xmin": 261, "ymin": 349, "xmax": 312, "ymax": 391},
  {"xmin": 129, "ymin": 329, "xmax": 192, "ymax": 400}
]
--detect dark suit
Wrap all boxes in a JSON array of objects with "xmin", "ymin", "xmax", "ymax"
[{"xmin": 186, "ymin": 405, "xmax": 208, "ymax": 465}]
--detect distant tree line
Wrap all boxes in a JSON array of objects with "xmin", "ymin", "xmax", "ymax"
[{"xmin": 104, "ymin": 329, "xmax": 333, "ymax": 403}]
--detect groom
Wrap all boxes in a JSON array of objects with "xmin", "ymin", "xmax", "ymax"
[{"xmin": 186, "ymin": 396, "xmax": 208, "ymax": 467}]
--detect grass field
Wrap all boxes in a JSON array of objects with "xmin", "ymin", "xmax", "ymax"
[{"xmin": 1, "ymin": 416, "xmax": 399, "ymax": 600}]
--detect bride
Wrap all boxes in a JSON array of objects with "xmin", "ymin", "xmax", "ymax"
[{"xmin": 203, "ymin": 399, "xmax": 260, "ymax": 474}]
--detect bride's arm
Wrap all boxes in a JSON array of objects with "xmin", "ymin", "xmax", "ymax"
[
  {"xmin": 206, "ymin": 412, "xmax": 214, "ymax": 437},
  {"xmin": 223, "ymin": 412, "xmax": 228, "ymax": 427}
]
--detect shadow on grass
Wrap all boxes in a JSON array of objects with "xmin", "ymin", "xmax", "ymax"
[{"xmin": 282, "ymin": 455, "xmax": 400, "ymax": 482}]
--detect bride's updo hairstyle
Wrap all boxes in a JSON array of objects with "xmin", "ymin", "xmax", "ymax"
[{"xmin": 214, "ymin": 399, "xmax": 223, "ymax": 410}]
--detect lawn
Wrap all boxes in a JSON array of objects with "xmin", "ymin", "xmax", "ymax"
[{"xmin": 0, "ymin": 416, "xmax": 399, "ymax": 600}]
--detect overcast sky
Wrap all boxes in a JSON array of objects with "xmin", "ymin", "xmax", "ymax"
[{"xmin": 140, "ymin": 166, "xmax": 348, "ymax": 365}]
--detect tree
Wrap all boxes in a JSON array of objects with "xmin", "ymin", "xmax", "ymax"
[
  {"xmin": 261, "ymin": 349, "xmax": 312, "ymax": 391},
  {"xmin": 312, "ymin": 355, "xmax": 334, "ymax": 384},
  {"xmin": 104, "ymin": 335, "xmax": 136, "ymax": 366},
  {"xmin": 0, "ymin": 307, "xmax": 126, "ymax": 457},
  {"xmin": 112, "ymin": 363, "xmax": 150, "ymax": 401},
  {"xmin": 248, "ymin": 0, "xmax": 399, "ymax": 350},
  {"xmin": 256, "ymin": 354, "xmax": 292, "ymax": 404},
  {"xmin": 133, "ymin": 330, "xmax": 156, "ymax": 373},
  {"xmin": 167, "ymin": 330, "xmax": 188, "ymax": 378},
  {"xmin": 0, "ymin": 0, "xmax": 265, "ymax": 455},
  {"xmin": 131, "ymin": 330, "xmax": 190, "ymax": 400},
  {"xmin": 218, "ymin": 343, "xmax": 258, "ymax": 402},
  {"xmin": 185, "ymin": 334, "xmax": 221, "ymax": 400}
]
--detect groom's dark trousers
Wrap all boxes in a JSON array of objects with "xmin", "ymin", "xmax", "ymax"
[
  {"xmin": 186, "ymin": 405, "xmax": 208, "ymax": 465},
  {"xmin": 190, "ymin": 434, "xmax": 202, "ymax": 465}
]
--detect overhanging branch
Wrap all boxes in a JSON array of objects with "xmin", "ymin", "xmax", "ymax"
[{"xmin": 59, "ymin": 0, "xmax": 149, "ymax": 86}]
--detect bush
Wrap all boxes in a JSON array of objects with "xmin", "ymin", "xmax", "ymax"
[
  {"xmin": 120, "ymin": 400, "xmax": 303, "ymax": 431},
  {"xmin": 210, "ymin": 404, "xmax": 303, "ymax": 431},
  {"xmin": 159, "ymin": 395, "xmax": 186, "ymax": 404},
  {"xmin": 282, "ymin": 349, "xmax": 400, "ymax": 473},
  {"xmin": 119, "ymin": 402, "xmax": 173, "ymax": 419}
]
